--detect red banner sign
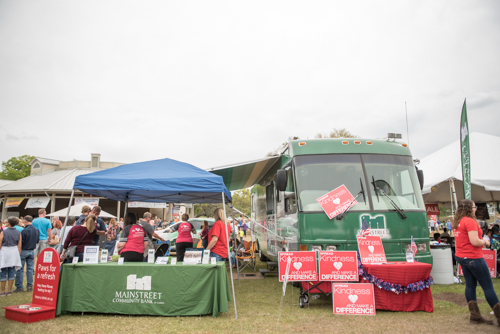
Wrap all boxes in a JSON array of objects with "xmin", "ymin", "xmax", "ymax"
[
  {"xmin": 278, "ymin": 251, "xmax": 318, "ymax": 282},
  {"xmin": 357, "ymin": 235, "xmax": 387, "ymax": 264},
  {"xmin": 318, "ymin": 251, "xmax": 358, "ymax": 281},
  {"xmin": 459, "ymin": 249, "xmax": 497, "ymax": 278},
  {"xmin": 332, "ymin": 283, "xmax": 376, "ymax": 315},
  {"xmin": 425, "ymin": 204, "xmax": 440, "ymax": 216},
  {"xmin": 33, "ymin": 248, "xmax": 60, "ymax": 308},
  {"xmin": 317, "ymin": 185, "xmax": 358, "ymax": 219}
]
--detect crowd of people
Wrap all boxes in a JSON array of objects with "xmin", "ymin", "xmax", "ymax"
[{"xmin": 0, "ymin": 203, "xmax": 247, "ymax": 296}]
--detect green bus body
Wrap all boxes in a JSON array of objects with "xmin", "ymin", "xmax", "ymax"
[{"xmin": 250, "ymin": 138, "xmax": 432, "ymax": 265}]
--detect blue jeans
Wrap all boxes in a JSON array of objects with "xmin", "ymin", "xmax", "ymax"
[
  {"xmin": 229, "ymin": 251, "xmax": 236, "ymax": 266},
  {"xmin": 104, "ymin": 240, "xmax": 116, "ymax": 256},
  {"xmin": 15, "ymin": 250, "xmax": 35, "ymax": 289},
  {"xmin": 210, "ymin": 252, "xmax": 226, "ymax": 262},
  {"xmin": 0, "ymin": 267, "xmax": 16, "ymax": 281},
  {"xmin": 455, "ymin": 256, "xmax": 499, "ymax": 307}
]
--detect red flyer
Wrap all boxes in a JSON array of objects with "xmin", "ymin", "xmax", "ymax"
[
  {"xmin": 278, "ymin": 251, "xmax": 318, "ymax": 282},
  {"xmin": 332, "ymin": 283, "xmax": 376, "ymax": 315},
  {"xmin": 357, "ymin": 235, "xmax": 387, "ymax": 264},
  {"xmin": 316, "ymin": 184, "xmax": 358, "ymax": 219},
  {"xmin": 318, "ymin": 251, "xmax": 358, "ymax": 281},
  {"xmin": 459, "ymin": 249, "xmax": 496, "ymax": 278}
]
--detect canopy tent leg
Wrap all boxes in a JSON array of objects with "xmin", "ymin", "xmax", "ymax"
[
  {"xmin": 449, "ymin": 178, "xmax": 458, "ymax": 217},
  {"xmin": 123, "ymin": 202, "xmax": 128, "ymax": 217},
  {"xmin": 223, "ymin": 192, "xmax": 237, "ymax": 319},
  {"xmin": 233, "ymin": 206, "xmax": 241, "ymax": 286},
  {"xmin": 59, "ymin": 189, "xmax": 75, "ymax": 254}
]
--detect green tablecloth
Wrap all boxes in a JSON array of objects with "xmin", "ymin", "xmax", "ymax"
[{"xmin": 56, "ymin": 261, "xmax": 231, "ymax": 317}]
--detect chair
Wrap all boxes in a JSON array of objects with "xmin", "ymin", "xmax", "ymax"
[{"xmin": 236, "ymin": 241, "xmax": 257, "ymax": 272}]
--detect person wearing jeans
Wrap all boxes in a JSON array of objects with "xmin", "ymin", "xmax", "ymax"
[
  {"xmin": 453, "ymin": 199, "xmax": 500, "ymax": 326},
  {"xmin": 14, "ymin": 215, "xmax": 39, "ymax": 293}
]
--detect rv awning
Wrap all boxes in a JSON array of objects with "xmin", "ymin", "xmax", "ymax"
[{"xmin": 207, "ymin": 156, "xmax": 280, "ymax": 191}]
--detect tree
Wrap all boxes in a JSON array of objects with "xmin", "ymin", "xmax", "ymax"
[
  {"xmin": 266, "ymin": 136, "xmax": 300, "ymax": 157},
  {"xmin": 231, "ymin": 188, "xmax": 251, "ymax": 216},
  {"xmin": 315, "ymin": 128, "xmax": 358, "ymax": 139},
  {"xmin": 194, "ymin": 203, "xmax": 222, "ymax": 218},
  {"xmin": 0, "ymin": 155, "xmax": 35, "ymax": 180}
]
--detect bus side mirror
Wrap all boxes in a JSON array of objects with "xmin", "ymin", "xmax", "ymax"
[
  {"xmin": 416, "ymin": 169, "xmax": 424, "ymax": 190},
  {"xmin": 277, "ymin": 169, "xmax": 287, "ymax": 191}
]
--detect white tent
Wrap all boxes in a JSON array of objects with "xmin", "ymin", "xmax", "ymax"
[
  {"xmin": 46, "ymin": 202, "xmax": 117, "ymax": 219},
  {"xmin": 419, "ymin": 132, "xmax": 500, "ymax": 203}
]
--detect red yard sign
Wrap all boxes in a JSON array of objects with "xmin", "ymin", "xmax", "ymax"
[
  {"xmin": 357, "ymin": 235, "xmax": 387, "ymax": 264},
  {"xmin": 278, "ymin": 251, "xmax": 318, "ymax": 282},
  {"xmin": 458, "ymin": 249, "xmax": 497, "ymax": 278},
  {"xmin": 317, "ymin": 185, "xmax": 358, "ymax": 219},
  {"xmin": 318, "ymin": 251, "xmax": 358, "ymax": 281},
  {"xmin": 332, "ymin": 283, "xmax": 376, "ymax": 315},
  {"xmin": 425, "ymin": 204, "xmax": 440, "ymax": 216}
]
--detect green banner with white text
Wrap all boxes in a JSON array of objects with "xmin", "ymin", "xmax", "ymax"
[{"xmin": 460, "ymin": 99, "xmax": 471, "ymax": 200}]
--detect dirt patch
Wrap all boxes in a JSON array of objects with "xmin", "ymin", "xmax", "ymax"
[{"xmin": 434, "ymin": 292, "xmax": 484, "ymax": 306}]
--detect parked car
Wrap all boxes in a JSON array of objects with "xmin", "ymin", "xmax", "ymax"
[{"xmin": 153, "ymin": 218, "xmax": 215, "ymax": 249}]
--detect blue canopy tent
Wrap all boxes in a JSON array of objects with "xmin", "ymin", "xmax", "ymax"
[
  {"xmin": 72, "ymin": 158, "xmax": 231, "ymax": 203},
  {"xmin": 60, "ymin": 158, "xmax": 237, "ymax": 318}
]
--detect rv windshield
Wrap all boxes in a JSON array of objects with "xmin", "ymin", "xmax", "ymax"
[
  {"xmin": 295, "ymin": 154, "xmax": 369, "ymax": 212},
  {"xmin": 363, "ymin": 154, "xmax": 424, "ymax": 211}
]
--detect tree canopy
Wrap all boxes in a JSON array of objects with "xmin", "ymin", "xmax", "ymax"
[
  {"xmin": 315, "ymin": 128, "xmax": 358, "ymax": 139},
  {"xmin": 0, "ymin": 155, "xmax": 34, "ymax": 180},
  {"xmin": 194, "ymin": 188, "xmax": 251, "ymax": 218}
]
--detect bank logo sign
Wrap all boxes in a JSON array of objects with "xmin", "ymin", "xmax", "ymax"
[
  {"xmin": 127, "ymin": 275, "xmax": 151, "ymax": 291},
  {"xmin": 358, "ymin": 215, "xmax": 390, "ymax": 238},
  {"xmin": 113, "ymin": 274, "xmax": 163, "ymax": 305}
]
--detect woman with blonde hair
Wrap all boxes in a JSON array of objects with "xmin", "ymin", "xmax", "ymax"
[
  {"xmin": 206, "ymin": 208, "xmax": 230, "ymax": 262},
  {"xmin": 453, "ymin": 199, "xmax": 500, "ymax": 326},
  {"xmin": 60, "ymin": 215, "xmax": 97, "ymax": 263},
  {"xmin": 104, "ymin": 218, "xmax": 119, "ymax": 257}
]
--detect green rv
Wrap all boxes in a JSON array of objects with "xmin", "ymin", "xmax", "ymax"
[{"xmin": 210, "ymin": 137, "xmax": 431, "ymax": 265}]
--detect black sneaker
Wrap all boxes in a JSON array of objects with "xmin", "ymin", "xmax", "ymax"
[
  {"xmin": 13, "ymin": 288, "xmax": 23, "ymax": 293},
  {"xmin": 26, "ymin": 287, "xmax": 33, "ymax": 292}
]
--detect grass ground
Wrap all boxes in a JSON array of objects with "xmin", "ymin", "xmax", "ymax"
[{"xmin": 1, "ymin": 257, "xmax": 499, "ymax": 334}]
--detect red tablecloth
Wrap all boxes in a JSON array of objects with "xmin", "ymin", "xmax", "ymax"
[{"xmin": 360, "ymin": 262, "xmax": 433, "ymax": 312}]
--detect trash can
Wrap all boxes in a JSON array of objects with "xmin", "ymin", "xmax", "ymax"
[{"xmin": 430, "ymin": 244, "xmax": 454, "ymax": 284}]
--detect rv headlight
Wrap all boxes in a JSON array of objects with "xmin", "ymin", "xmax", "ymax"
[
  {"xmin": 326, "ymin": 245, "xmax": 337, "ymax": 251},
  {"xmin": 311, "ymin": 245, "xmax": 322, "ymax": 251}
]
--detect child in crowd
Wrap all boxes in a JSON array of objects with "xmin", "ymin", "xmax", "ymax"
[
  {"xmin": 239, "ymin": 227, "xmax": 244, "ymax": 243},
  {"xmin": 242, "ymin": 220, "xmax": 248, "ymax": 237},
  {"xmin": 0, "ymin": 217, "xmax": 22, "ymax": 296}
]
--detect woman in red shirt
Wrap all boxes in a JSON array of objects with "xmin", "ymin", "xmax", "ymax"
[
  {"xmin": 117, "ymin": 212, "xmax": 148, "ymax": 262},
  {"xmin": 206, "ymin": 208, "xmax": 230, "ymax": 262},
  {"xmin": 453, "ymin": 199, "xmax": 500, "ymax": 326},
  {"xmin": 169, "ymin": 213, "xmax": 196, "ymax": 262}
]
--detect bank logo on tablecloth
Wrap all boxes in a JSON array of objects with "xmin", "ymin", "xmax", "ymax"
[
  {"xmin": 358, "ymin": 215, "xmax": 390, "ymax": 238},
  {"xmin": 127, "ymin": 275, "xmax": 151, "ymax": 291},
  {"xmin": 113, "ymin": 274, "xmax": 163, "ymax": 305}
]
